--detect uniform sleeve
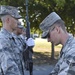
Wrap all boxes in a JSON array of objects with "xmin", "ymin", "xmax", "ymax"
[
  {"xmin": 0, "ymin": 49, "xmax": 21, "ymax": 75},
  {"xmin": 49, "ymin": 61, "xmax": 60, "ymax": 75},
  {"xmin": 49, "ymin": 54, "xmax": 75, "ymax": 75},
  {"xmin": 65, "ymin": 55, "xmax": 75, "ymax": 75},
  {"xmin": 0, "ymin": 38, "xmax": 21, "ymax": 75}
]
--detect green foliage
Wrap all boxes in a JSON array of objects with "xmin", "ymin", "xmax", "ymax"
[
  {"xmin": 0, "ymin": 0, "xmax": 75, "ymax": 35},
  {"xmin": 54, "ymin": 0, "xmax": 66, "ymax": 8},
  {"xmin": 0, "ymin": 22, "xmax": 2, "ymax": 27}
]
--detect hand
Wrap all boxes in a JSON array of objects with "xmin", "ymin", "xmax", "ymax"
[{"xmin": 26, "ymin": 38, "xmax": 35, "ymax": 46}]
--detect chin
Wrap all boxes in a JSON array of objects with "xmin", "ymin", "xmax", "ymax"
[
  {"xmin": 53, "ymin": 42, "xmax": 59, "ymax": 46},
  {"xmin": 55, "ymin": 43, "xmax": 60, "ymax": 46}
]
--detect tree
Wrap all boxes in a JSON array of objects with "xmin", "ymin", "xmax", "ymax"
[
  {"xmin": 1, "ymin": 0, "xmax": 75, "ymax": 59},
  {"xmin": 0, "ymin": 0, "xmax": 75, "ymax": 34}
]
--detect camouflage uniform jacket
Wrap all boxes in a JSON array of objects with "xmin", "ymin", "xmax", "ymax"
[
  {"xmin": 49, "ymin": 34, "xmax": 75, "ymax": 75},
  {"xmin": 0, "ymin": 28, "xmax": 21, "ymax": 75},
  {"xmin": 12, "ymin": 33, "xmax": 28, "ymax": 75}
]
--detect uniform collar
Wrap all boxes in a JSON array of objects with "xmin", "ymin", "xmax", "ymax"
[
  {"xmin": 60, "ymin": 33, "xmax": 74, "ymax": 57},
  {"xmin": 1, "ymin": 28, "xmax": 13, "ymax": 38}
]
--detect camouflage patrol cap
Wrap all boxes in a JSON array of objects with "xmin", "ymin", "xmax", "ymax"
[
  {"xmin": 39, "ymin": 12, "xmax": 61, "ymax": 38},
  {"xmin": 0, "ymin": 5, "xmax": 22, "ymax": 19},
  {"xmin": 17, "ymin": 22, "xmax": 24, "ymax": 29}
]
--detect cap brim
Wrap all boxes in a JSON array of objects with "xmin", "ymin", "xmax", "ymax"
[
  {"xmin": 17, "ymin": 25, "xmax": 24, "ymax": 29},
  {"xmin": 0, "ymin": 14, "xmax": 22, "ymax": 19},
  {"xmin": 14, "ymin": 16, "xmax": 22, "ymax": 19},
  {"xmin": 41, "ymin": 31, "xmax": 49, "ymax": 38}
]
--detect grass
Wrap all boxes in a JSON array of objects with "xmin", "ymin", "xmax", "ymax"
[{"xmin": 33, "ymin": 38, "xmax": 62, "ymax": 65}]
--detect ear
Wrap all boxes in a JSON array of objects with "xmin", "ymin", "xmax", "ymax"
[
  {"xmin": 55, "ymin": 26, "xmax": 60, "ymax": 34},
  {"xmin": 6, "ymin": 17, "xmax": 10, "ymax": 23}
]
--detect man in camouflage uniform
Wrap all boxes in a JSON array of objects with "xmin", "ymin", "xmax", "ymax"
[
  {"xmin": 39, "ymin": 12, "xmax": 75, "ymax": 75},
  {"xmin": 12, "ymin": 22, "xmax": 26, "ymax": 49},
  {"xmin": 0, "ymin": 5, "xmax": 35, "ymax": 75},
  {"xmin": 20, "ymin": 26, "xmax": 26, "ymax": 42},
  {"xmin": 16, "ymin": 23, "xmax": 34, "ymax": 75},
  {"xmin": 12, "ymin": 20, "xmax": 35, "ymax": 75},
  {"xmin": 12, "ymin": 22, "xmax": 27, "ymax": 75}
]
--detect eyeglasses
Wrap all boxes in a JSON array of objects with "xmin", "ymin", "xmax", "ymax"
[{"xmin": 47, "ymin": 26, "xmax": 55, "ymax": 38}]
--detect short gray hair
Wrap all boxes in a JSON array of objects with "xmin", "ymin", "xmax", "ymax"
[{"xmin": 52, "ymin": 19, "xmax": 66, "ymax": 32}]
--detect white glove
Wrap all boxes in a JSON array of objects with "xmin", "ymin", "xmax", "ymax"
[{"xmin": 26, "ymin": 38, "xmax": 35, "ymax": 46}]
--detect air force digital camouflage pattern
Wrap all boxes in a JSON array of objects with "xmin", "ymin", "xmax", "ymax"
[
  {"xmin": 0, "ymin": 28, "xmax": 21, "ymax": 75},
  {"xmin": 50, "ymin": 34, "xmax": 75, "ymax": 75},
  {"xmin": 0, "ymin": 5, "xmax": 22, "ymax": 19},
  {"xmin": 39, "ymin": 12, "xmax": 61, "ymax": 38},
  {"xmin": 39, "ymin": 12, "xmax": 75, "ymax": 75},
  {"xmin": 0, "ymin": 5, "xmax": 23, "ymax": 75},
  {"xmin": 12, "ymin": 31, "xmax": 26, "ymax": 75}
]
